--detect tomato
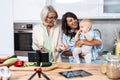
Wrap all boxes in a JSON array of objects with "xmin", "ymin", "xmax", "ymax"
[{"xmin": 14, "ymin": 60, "xmax": 24, "ymax": 67}]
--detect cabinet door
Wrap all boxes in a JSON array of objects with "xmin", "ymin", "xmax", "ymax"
[
  {"xmin": 53, "ymin": 0, "xmax": 99, "ymax": 19},
  {"xmin": 99, "ymin": 0, "xmax": 120, "ymax": 19},
  {"xmin": 13, "ymin": 0, "xmax": 46, "ymax": 21}
]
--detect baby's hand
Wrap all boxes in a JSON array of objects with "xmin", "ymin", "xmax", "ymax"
[
  {"xmin": 76, "ymin": 30, "xmax": 81, "ymax": 35},
  {"xmin": 80, "ymin": 31, "xmax": 85, "ymax": 36},
  {"xmin": 60, "ymin": 43, "xmax": 68, "ymax": 50}
]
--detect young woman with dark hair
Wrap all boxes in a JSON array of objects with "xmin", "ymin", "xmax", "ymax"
[{"xmin": 60, "ymin": 12, "xmax": 102, "ymax": 63}]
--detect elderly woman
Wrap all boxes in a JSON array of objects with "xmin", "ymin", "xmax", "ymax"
[
  {"xmin": 32, "ymin": 5, "xmax": 61, "ymax": 62},
  {"xmin": 60, "ymin": 12, "xmax": 102, "ymax": 63}
]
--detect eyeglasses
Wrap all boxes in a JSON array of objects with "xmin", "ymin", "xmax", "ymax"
[{"xmin": 47, "ymin": 16, "xmax": 57, "ymax": 20}]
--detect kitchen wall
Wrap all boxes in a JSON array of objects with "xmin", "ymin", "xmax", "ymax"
[
  {"xmin": 57, "ymin": 19, "xmax": 120, "ymax": 53},
  {"xmin": 0, "ymin": 0, "xmax": 14, "ymax": 56},
  {"xmin": 92, "ymin": 19, "xmax": 120, "ymax": 52}
]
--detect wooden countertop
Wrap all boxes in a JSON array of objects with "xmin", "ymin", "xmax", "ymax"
[{"xmin": 9, "ymin": 62, "xmax": 111, "ymax": 80}]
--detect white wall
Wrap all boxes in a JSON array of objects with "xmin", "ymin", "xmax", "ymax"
[
  {"xmin": 0, "ymin": 0, "xmax": 14, "ymax": 56},
  {"xmin": 92, "ymin": 19, "xmax": 120, "ymax": 52}
]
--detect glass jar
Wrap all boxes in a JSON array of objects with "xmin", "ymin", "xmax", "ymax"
[
  {"xmin": 106, "ymin": 58, "xmax": 120, "ymax": 79},
  {"xmin": 100, "ymin": 55, "xmax": 108, "ymax": 74}
]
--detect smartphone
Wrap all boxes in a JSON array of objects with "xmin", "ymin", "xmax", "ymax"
[{"xmin": 59, "ymin": 69, "xmax": 92, "ymax": 78}]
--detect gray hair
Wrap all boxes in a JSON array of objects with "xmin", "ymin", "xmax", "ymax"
[{"xmin": 40, "ymin": 5, "xmax": 58, "ymax": 23}]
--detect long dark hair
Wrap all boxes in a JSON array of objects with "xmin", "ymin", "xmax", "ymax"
[{"xmin": 61, "ymin": 12, "xmax": 79, "ymax": 39}]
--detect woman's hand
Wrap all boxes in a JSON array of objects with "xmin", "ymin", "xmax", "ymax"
[
  {"xmin": 39, "ymin": 45, "xmax": 45, "ymax": 52},
  {"xmin": 75, "ymin": 40, "xmax": 84, "ymax": 47},
  {"xmin": 60, "ymin": 43, "xmax": 68, "ymax": 51}
]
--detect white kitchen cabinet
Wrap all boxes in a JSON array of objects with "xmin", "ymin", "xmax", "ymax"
[
  {"xmin": 0, "ymin": 0, "xmax": 14, "ymax": 56},
  {"xmin": 99, "ymin": 0, "xmax": 120, "ymax": 19},
  {"xmin": 13, "ymin": 0, "xmax": 46, "ymax": 22},
  {"xmin": 53, "ymin": 0, "xmax": 99, "ymax": 19},
  {"xmin": 52, "ymin": 0, "xmax": 120, "ymax": 19}
]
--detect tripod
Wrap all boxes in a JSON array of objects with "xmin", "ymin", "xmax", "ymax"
[{"xmin": 28, "ymin": 67, "xmax": 50, "ymax": 80}]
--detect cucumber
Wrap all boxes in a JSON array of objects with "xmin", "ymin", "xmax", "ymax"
[
  {"xmin": 3, "ymin": 58, "xmax": 18, "ymax": 64},
  {"xmin": 5, "ymin": 55, "xmax": 17, "ymax": 61},
  {"xmin": 40, "ymin": 62, "xmax": 52, "ymax": 67}
]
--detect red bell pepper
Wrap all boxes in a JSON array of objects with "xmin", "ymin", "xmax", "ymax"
[{"xmin": 14, "ymin": 60, "xmax": 24, "ymax": 67}]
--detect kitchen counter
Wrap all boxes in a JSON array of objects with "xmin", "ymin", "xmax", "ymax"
[{"xmin": 9, "ymin": 62, "xmax": 111, "ymax": 80}]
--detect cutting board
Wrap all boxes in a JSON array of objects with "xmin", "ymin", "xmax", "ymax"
[
  {"xmin": 9, "ymin": 64, "xmax": 71, "ymax": 71},
  {"xmin": 9, "ymin": 66, "xmax": 37, "ymax": 71},
  {"xmin": 0, "ymin": 63, "xmax": 13, "ymax": 67}
]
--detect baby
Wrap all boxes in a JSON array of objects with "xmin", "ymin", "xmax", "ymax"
[{"xmin": 73, "ymin": 19, "xmax": 94, "ymax": 63}]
